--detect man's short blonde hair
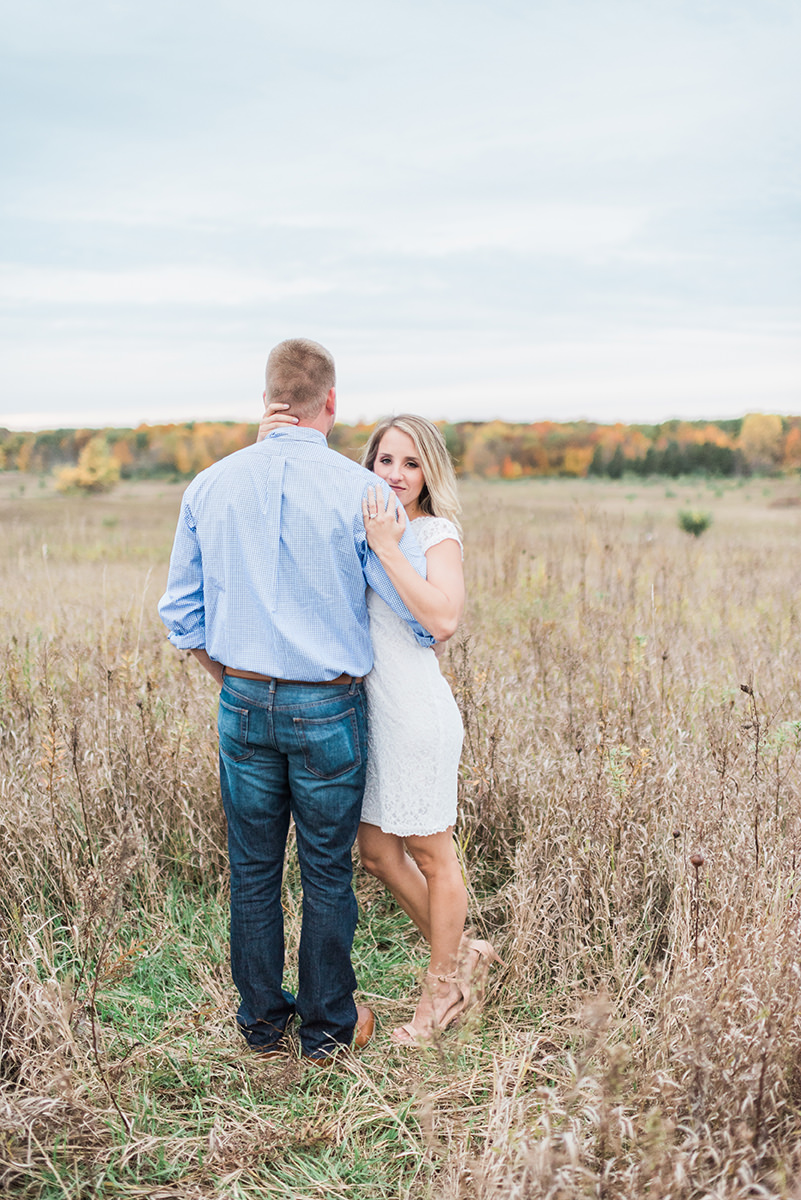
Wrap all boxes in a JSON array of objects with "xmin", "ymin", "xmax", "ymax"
[{"xmin": 265, "ymin": 339, "xmax": 336, "ymax": 419}]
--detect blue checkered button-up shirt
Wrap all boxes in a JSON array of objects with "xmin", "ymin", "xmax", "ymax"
[{"xmin": 158, "ymin": 428, "xmax": 435, "ymax": 679}]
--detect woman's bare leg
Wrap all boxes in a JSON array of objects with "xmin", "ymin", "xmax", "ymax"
[
  {"xmin": 359, "ymin": 822, "xmax": 470, "ymax": 1038},
  {"xmin": 398, "ymin": 829, "xmax": 469, "ymax": 1039},
  {"xmin": 404, "ymin": 829, "xmax": 468, "ymax": 977},
  {"xmin": 357, "ymin": 822, "xmax": 431, "ymax": 940}
]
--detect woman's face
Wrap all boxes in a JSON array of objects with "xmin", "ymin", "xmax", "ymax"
[{"xmin": 372, "ymin": 428, "xmax": 425, "ymax": 516}]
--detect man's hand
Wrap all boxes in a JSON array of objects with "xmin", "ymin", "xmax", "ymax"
[{"xmin": 190, "ymin": 649, "xmax": 225, "ymax": 686}]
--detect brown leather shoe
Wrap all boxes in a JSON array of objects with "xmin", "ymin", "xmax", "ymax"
[
  {"xmin": 301, "ymin": 1053, "xmax": 336, "ymax": 1069},
  {"xmin": 354, "ymin": 1004, "xmax": 375, "ymax": 1049},
  {"xmin": 252, "ymin": 1036, "xmax": 292, "ymax": 1061},
  {"xmin": 247, "ymin": 1013, "xmax": 295, "ymax": 1061},
  {"xmin": 301, "ymin": 1007, "xmax": 375, "ymax": 1067}
]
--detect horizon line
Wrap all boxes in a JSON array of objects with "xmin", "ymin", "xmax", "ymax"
[{"xmin": 2, "ymin": 410, "xmax": 797, "ymax": 436}]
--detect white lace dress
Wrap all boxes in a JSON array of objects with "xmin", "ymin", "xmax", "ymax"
[{"xmin": 361, "ymin": 516, "xmax": 464, "ymax": 837}]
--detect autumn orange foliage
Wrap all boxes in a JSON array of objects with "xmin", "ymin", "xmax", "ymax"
[{"xmin": 2, "ymin": 414, "xmax": 801, "ymax": 481}]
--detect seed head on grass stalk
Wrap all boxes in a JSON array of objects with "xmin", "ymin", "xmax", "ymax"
[{"xmin": 690, "ymin": 851, "xmax": 704, "ymax": 962}]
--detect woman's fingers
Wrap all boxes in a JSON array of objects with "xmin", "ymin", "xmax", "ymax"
[
  {"xmin": 362, "ymin": 486, "xmax": 405, "ymax": 552},
  {"xmin": 261, "ymin": 404, "xmax": 297, "ymax": 423},
  {"xmin": 257, "ymin": 402, "xmax": 298, "ymax": 442},
  {"xmin": 363, "ymin": 486, "xmax": 379, "ymax": 522},
  {"xmin": 260, "ymin": 403, "xmax": 297, "ymax": 424},
  {"xmin": 363, "ymin": 485, "xmax": 400, "ymax": 529},
  {"xmin": 381, "ymin": 487, "xmax": 400, "ymax": 519}
]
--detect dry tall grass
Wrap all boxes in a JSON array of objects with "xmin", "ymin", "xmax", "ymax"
[{"xmin": 1, "ymin": 473, "xmax": 801, "ymax": 1198}]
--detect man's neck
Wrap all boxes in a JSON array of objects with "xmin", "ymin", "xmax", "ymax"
[{"xmin": 296, "ymin": 418, "xmax": 330, "ymax": 439}]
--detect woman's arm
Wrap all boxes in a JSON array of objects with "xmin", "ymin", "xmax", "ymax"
[{"xmin": 362, "ymin": 487, "xmax": 464, "ymax": 642}]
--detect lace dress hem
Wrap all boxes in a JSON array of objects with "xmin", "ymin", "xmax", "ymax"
[{"xmin": 359, "ymin": 816, "xmax": 456, "ymax": 838}]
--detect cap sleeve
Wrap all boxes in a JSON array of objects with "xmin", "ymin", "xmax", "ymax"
[{"xmin": 412, "ymin": 517, "xmax": 463, "ymax": 559}]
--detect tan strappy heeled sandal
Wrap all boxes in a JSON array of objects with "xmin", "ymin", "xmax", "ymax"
[
  {"xmin": 390, "ymin": 969, "xmax": 469, "ymax": 1048},
  {"xmin": 460, "ymin": 938, "xmax": 505, "ymax": 1012}
]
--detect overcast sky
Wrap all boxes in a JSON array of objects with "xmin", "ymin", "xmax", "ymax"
[{"xmin": 2, "ymin": 0, "xmax": 800, "ymax": 430}]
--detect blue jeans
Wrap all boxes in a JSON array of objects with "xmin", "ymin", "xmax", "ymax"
[{"xmin": 217, "ymin": 675, "xmax": 367, "ymax": 1058}]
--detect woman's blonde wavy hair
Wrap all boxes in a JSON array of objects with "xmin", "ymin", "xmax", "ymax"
[{"xmin": 361, "ymin": 414, "xmax": 462, "ymax": 534}]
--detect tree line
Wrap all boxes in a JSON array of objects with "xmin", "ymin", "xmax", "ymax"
[{"xmin": 1, "ymin": 412, "xmax": 799, "ymax": 483}]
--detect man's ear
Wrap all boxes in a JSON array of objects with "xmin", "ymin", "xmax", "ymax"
[{"xmin": 325, "ymin": 386, "xmax": 336, "ymax": 416}]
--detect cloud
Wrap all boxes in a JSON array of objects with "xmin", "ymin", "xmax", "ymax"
[
  {"xmin": 346, "ymin": 205, "xmax": 649, "ymax": 259},
  {"xmin": 3, "ymin": 319, "xmax": 799, "ymax": 431},
  {"xmin": 0, "ymin": 265, "xmax": 336, "ymax": 307},
  {"xmin": 1, "ymin": 0, "xmax": 800, "ymax": 430},
  {"xmin": 336, "ymin": 325, "xmax": 801, "ymax": 423}
]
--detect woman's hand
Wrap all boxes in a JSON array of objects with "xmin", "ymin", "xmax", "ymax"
[
  {"xmin": 360, "ymin": 493, "xmax": 464, "ymax": 641},
  {"xmin": 257, "ymin": 401, "xmax": 298, "ymax": 443},
  {"xmin": 362, "ymin": 485, "xmax": 405, "ymax": 555}
]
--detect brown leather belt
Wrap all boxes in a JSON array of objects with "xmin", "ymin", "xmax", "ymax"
[{"xmin": 222, "ymin": 667, "xmax": 363, "ymax": 686}]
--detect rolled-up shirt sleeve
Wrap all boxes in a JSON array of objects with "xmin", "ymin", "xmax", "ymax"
[
  {"xmin": 359, "ymin": 486, "xmax": 436, "ymax": 648},
  {"xmin": 157, "ymin": 500, "xmax": 207, "ymax": 648}
]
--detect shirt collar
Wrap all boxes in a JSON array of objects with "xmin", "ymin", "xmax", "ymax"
[{"xmin": 265, "ymin": 428, "xmax": 327, "ymax": 446}]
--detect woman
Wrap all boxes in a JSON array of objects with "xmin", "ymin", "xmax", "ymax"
[{"xmin": 258, "ymin": 406, "xmax": 499, "ymax": 1045}]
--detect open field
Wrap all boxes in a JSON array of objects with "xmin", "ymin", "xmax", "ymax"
[{"xmin": 2, "ymin": 473, "xmax": 801, "ymax": 1199}]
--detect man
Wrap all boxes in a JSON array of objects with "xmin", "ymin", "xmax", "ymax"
[{"xmin": 158, "ymin": 338, "xmax": 434, "ymax": 1063}]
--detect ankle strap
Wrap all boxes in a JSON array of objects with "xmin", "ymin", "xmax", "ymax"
[{"xmin": 425, "ymin": 969, "xmax": 458, "ymax": 984}]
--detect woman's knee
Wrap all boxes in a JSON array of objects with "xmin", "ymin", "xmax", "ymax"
[
  {"xmin": 357, "ymin": 826, "xmax": 402, "ymax": 880},
  {"xmin": 359, "ymin": 847, "xmax": 386, "ymax": 879},
  {"xmin": 405, "ymin": 833, "xmax": 458, "ymax": 882}
]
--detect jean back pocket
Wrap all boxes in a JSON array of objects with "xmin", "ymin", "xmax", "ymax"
[
  {"xmin": 293, "ymin": 708, "xmax": 361, "ymax": 780},
  {"xmin": 218, "ymin": 696, "xmax": 255, "ymax": 762}
]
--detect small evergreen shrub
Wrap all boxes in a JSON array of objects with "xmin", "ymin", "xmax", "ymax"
[{"xmin": 678, "ymin": 509, "xmax": 712, "ymax": 537}]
